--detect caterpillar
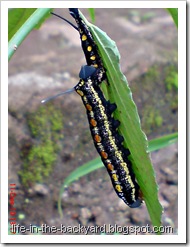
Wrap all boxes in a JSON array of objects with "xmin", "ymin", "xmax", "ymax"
[
  {"xmin": 51, "ymin": 9, "xmax": 104, "ymax": 71},
  {"xmin": 43, "ymin": 9, "xmax": 142, "ymax": 208},
  {"xmin": 75, "ymin": 65, "xmax": 141, "ymax": 208},
  {"xmin": 69, "ymin": 8, "xmax": 104, "ymax": 70}
]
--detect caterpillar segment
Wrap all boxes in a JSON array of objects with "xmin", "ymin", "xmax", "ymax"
[{"xmin": 69, "ymin": 8, "xmax": 105, "ymax": 73}]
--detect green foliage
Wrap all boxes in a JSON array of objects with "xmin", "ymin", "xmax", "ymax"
[
  {"xmin": 148, "ymin": 132, "xmax": 178, "ymax": 152},
  {"xmin": 165, "ymin": 65, "xmax": 178, "ymax": 91},
  {"xmin": 8, "ymin": 8, "xmax": 52, "ymax": 60},
  {"xmin": 134, "ymin": 64, "xmax": 177, "ymax": 135},
  {"xmin": 8, "ymin": 8, "xmax": 37, "ymax": 41},
  {"xmin": 145, "ymin": 65, "xmax": 159, "ymax": 79},
  {"xmin": 88, "ymin": 8, "xmax": 95, "ymax": 23},
  {"xmin": 142, "ymin": 107, "xmax": 163, "ymax": 135},
  {"xmin": 141, "ymin": 12, "xmax": 156, "ymax": 22},
  {"xmin": 167, "ymin": 8, "xmax": 178, "ymax": 28},
  {"xmin": 129, "ymin": 10, "xmax": 156, "ymax": 23},
  {"xmin": 19, "ymin": 104, "xmax": 64, "ymax": 187},
  {"xmin": 164, "ymin": 64, "xmax": 178, "ymax": 112}
]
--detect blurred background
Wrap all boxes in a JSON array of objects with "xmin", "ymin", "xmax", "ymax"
[{"xmin": 8, "ymin": 8, "xmax": 178, "ymax": 235}]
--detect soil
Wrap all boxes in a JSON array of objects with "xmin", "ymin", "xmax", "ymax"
[{"xmin": 8, "ymin": 8, "xmax": 178, "ymax": 235}]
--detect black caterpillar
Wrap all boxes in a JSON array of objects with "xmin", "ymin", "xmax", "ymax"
[
  {"xmin": 69, "ymin": 8, "xmax": 104, "ymax": 70},
  {"xmin": 75, "ymin": 65, "xmax": 141, "ymax": 208},
  {"xmin": 44, "ymin": 9, "xmax": 142, "ymax": 208}
]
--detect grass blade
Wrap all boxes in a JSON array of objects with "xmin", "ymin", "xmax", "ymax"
[{"xmin": 148, "ymin": 132, "xmax": 178, "ymax": 152}]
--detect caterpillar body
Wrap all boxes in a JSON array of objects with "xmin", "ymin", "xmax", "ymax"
[
  {"xmin": 76, "ymin": 65, "xmax": 141, "ymax": 208},
  {"xmin": 69, "ymin": 8, "xmax": 104, "ymax": 70},
  {"xmin": 44, "ymin": 9, "xmax": 142, "ymax": 208}
]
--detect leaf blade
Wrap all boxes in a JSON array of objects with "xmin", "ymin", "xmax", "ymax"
[
  {"xmin": 167, "ymin": 8, "xmax": 178, "ymax": 28},
  {"xmin": 148, "ymin": 132, "xmax": 178, "ymax": 152},
  {"xmin": 86, "ymin": 19, "xmax": 163, "ymax": 229},
  {"xmin": 8, "ymin": 8, "xmax": 52, "ymax": 60}
]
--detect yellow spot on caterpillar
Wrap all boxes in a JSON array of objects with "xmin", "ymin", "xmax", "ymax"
[
  {"xmin": 82, "ymin": 34, "xmax": 87, "ymax": 41},
  {"xmin": 78, "ymin": 79, "xmax": 84, "ymax": 86},
  {"xmin": 87, "ymin": 46, "xmax": 92, "ymax": 52},
  {"xmin": 93, "ymin": 64, "xmax": 98, "ymax": 68},
  {"xmin": 82, "ymin": 96, "xmax": 88, "ymax": 104},
  {"xmin": 115, "ymin": 185, "xmax": 122, "ymax": 192},
  {"xmin": 94, "ymin": 134, "xmax": 101, "ymax": 143},
  {"xmin": 76, "ymin": 90, "xmax": 84, "ymax": 96},
  {"xmin": 120, "ymin": 162, "xmax": 129, "ymax": 175},
  {"xmin": 90, "ymin": 55, "xmax": 96, "ymax": 60},
  {"xmin": 112, "ymin": 173, "xmax": 118, "ymax": 181}
]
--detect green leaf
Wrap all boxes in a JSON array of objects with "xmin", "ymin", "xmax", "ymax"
[
  {"xmin": 8, "ymin": 8, "xmax": 37, "ymax": 41},
  {"xmin": 148, "ymin": 132, "xmax": 178, "ymax": 152},
  {"xmin": 88, "ymin": 8, "xmax": 95, "ymax": 23},
  {"xmin": 8, "ymin": 8, "xmax": 52, "ymax": 61},
  {"xmin": 167, "ymin": 8, "xmax": 178, "ymax": 28},
  {"xmin": 78, "ymin": 10, "xmax": 163, "ymax": 231}
]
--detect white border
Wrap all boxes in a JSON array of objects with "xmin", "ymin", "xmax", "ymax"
[
  {"xmin": 0, "ymin": 1, "xmax": 186, "ymax": 8},
  {"xmin": 1, "ymin": 0, "xmax": 186, "ymax": 244}
]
